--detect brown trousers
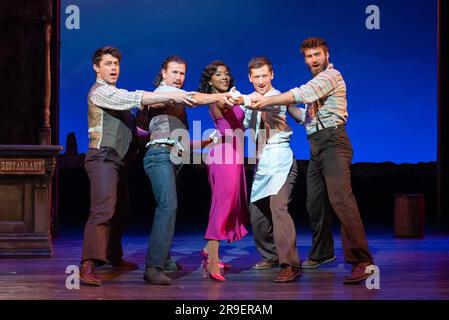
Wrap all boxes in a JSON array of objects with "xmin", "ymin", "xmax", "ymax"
[
  {"xmin": 306, "ymin": 126, "xmax": 373, "ymax": 264},
  {"xmin": 81, "ymin": 147, "xmax": 132, "ymax": 265},
  {"xmin": 250, "ymin": 160, "xmax": 300, "ymax": 268}
]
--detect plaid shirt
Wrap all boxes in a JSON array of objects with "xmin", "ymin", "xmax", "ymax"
[
  {"xmin": 90, "ymin": 78, "xmax": 145, "ymax": 111},
  {"xmin": 87, "ymin": 79, "xmax": 144, "ymax": 157},
  {"xmin": 290, "ymin": 64, "xmax": 348, "ymax": 135}
]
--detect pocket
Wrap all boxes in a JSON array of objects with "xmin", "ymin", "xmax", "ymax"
[
  {"xmin": 85, "ymin": 148, "xmax": 107, "ymax": 162},
  {"xmin": 320, "ymin": 129, "xmax": 337, "ymax": 150},
  {"xmin": 144, "ymin": 149, "xmax": 171, "ymax": 169},
  {"xmin": 334, "ymin": 129, "xmax": 353, "ymax": 155},
  {"xmin": 104, "ymin": 148, "xmax": 121, "ymax": 163}
]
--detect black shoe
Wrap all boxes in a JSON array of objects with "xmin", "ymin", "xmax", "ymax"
[{"xmin": 143, "ymin": 267, "xmax": 172, "ymax": 285}]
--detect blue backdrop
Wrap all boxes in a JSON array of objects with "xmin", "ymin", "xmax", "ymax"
[{"xmin": 60, "ymin": 0, "xmax": 437, "ymax": 163}]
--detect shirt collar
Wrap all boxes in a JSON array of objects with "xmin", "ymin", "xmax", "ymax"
[
  {"xmin": 263, "ymin": 87, "xmax": 277, "ymax": 97},
  {"xmin": 96, "ymin": 78, "xmax": 115, "ymax": 86},
  {"xmin": 251, "ymin": 87, "xmax": 278, "ymax": 97}
]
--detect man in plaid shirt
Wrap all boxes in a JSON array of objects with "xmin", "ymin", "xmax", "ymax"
[
  {"xmin": 250, "ymin": 37, "xmax": 376, "ymax": 284},
  {"xmin": 80, "ymin": 46, "xmax": 195, "ymax": 286}
]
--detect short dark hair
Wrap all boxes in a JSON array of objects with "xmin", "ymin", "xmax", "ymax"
[
  {"xmin": 92, "ymin": 46, "xmax": 122, "ymax": 66},
  {"xmin": 198, "ymin": 60, "xmax": 235, "ymax": 93},
  {"xmin": 300, "ymin": 37, "xmax": 329, "ymax": 56},
  {"xmin": 154, "ymin": 55, "xmax": 187, "ymax": 87},
  {"xmin": 248, "ymin": 56, "xmax": 273, "ymax": 74}
]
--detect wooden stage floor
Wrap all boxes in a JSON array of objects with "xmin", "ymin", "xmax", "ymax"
[{"xmin": 1, "ymin": 227, "xmax": 449, "ymax": 300}]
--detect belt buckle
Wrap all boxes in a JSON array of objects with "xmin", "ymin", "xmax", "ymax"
[{"xmin": 162, "ymin": 143, "xmax": 183, "ymax": 157}]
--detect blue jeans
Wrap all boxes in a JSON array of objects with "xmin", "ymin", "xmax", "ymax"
[{"xmin": 143, "ymin": 147, "xmax": 180, "ymax": 268}]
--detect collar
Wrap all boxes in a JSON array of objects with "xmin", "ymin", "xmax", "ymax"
[
  {"xmin": 251, "ymin": 87, "xmax": 278, "ymax": 97},
  {"xmin": 96, "ymin": 78, "xmax": 115, "ymax": 86}
]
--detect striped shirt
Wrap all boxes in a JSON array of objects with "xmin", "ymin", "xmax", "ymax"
[{"xmin": 290, "ymin": 64, "xmax": 347, "ymax": 135}]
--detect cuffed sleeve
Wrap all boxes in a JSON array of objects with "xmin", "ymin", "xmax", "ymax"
[
  {"xmin": 289, "ymin": 68, "xmax": 341, "ymax": 104},
  {"xmin": 91, "ymin": 85, "xmax": 145, "ymax": 111}
]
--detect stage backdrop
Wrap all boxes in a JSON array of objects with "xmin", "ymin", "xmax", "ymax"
[{"xmin": 59, "ymin": 0, "xmax": 437, "ymax": 163}]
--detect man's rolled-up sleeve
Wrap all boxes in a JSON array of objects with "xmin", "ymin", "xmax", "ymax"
[
  {"xmin": 91, "ymin": 85, "xmax": 145, "ymax": 110},
  {"xmin": 290, "ymin": 70, "xmax": 338, "ymax": 104}
]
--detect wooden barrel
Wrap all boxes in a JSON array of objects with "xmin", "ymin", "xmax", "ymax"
[{"xmin": 394, "ymin": 194, "xmax": 425, "ymax": 238}]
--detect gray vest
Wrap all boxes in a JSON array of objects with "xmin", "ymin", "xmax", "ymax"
[{"xmin": 87, "ymin": 82, "xmax": 135, "ymax": 159}]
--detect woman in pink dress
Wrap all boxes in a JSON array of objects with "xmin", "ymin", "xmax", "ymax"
[{"xmin": 197, "ymin": 60, "xmax": 249, "ymax": 281}]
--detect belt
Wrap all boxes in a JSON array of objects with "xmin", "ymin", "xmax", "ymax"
[
  {"xmin": 149, "ymin": 143, "xmax": 183, "ymax": 156},
  {"xmin": 307, "ymin": 124, "xmax": 343, "ymax": 138},
  {"xmin": 149, "ymin": 143, "xmax": 174, "ymax": 150}
]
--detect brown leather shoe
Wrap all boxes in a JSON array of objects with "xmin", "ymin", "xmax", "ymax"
[
  {"xmin": 252, "ymin": 259, "xmax": 279, "ymax": 270},
  {"xmin": 111, "ymin": 259, "xmax": 139, "ymax": 270},
  {"xmin": 80, "ymin": 260, "xmax": 101, "ymax": 286},
  {"xmin": 273, "ymin": 265, "xmax": 302, "ymax": 282},
  {"xmin": 343, "ymin": 262, "xmax": 374, "ymax": 284}
]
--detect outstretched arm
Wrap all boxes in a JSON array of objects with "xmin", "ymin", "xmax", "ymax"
[
  {"xmin": 290, "ymin": 70, "xmax": 339, "ymax": 104},
  {"xmin": 250, "ymin": 91, "xmax": 297, "ymax": 110},
  {"xmin": 252, "ymin": 69, "xmax": 340, "ymax": 109},
  {"xmin": 144, "ymin": 92, "xmax": 235, "ymax": 109},
  {"xmin": 287, "ymin": 105, "xmax": 306, "ymax": 123},
  {"xmin": 191, "ymin": 92, "xmax": 235, "ymax": 107},
  {"xmin": 190, "ymin": 138, "xmax": 214, "ymax": 149},
  {"xmin": 141, "ymin": 91, "xmax": 196, "ymax": 107},
  {"xmin": 237, "ymin": 93, "xmax": 288, "ymax": 114}
]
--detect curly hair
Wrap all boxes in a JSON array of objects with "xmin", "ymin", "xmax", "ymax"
[
  {"xmin": 198, "ymin": 60, "xmax": 235, "ymax": 93},
  {"xmin": 154, "ymin": 55, "xmax": 187, "ymax": 87}
]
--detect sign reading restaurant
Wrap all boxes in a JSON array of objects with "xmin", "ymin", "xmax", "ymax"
[{"xmin": 0, "ymin": 159, "xmax": 45, "ymax": 175}]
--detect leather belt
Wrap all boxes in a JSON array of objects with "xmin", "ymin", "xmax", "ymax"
[{"xmin": 148, "ymin": 143, "xmax": 174, "ymax": 150}]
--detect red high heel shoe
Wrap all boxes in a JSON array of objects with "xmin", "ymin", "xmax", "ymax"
[
  {"xmin": 202, "ymin": 260, "xmax": 225, "ymax": 282},
  {"xmin": 200, "ymin": 249, "xmax": 231, "ymax": 270}
]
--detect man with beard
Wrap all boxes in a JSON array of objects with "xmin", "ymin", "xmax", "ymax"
[
  {"xmin": 137, "ymin": 56, "xmax": 234, "ymax": 285},
  {"xmin": 80, "ymin": 47, "xmax": 195, "ymax": 286},
  {"xmin": 250, "ymin": 37, "xmax": 375, "ymax": 284}
]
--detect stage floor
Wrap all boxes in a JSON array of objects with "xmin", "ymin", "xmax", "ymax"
[{"xmin": 1, "ymin": 227, "xmax": 449, "ymax": 300}]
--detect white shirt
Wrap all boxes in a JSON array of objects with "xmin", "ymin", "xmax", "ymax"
[{"xmin": 242, "ymin": 88, "xmax": 294, "ymax": 203}]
